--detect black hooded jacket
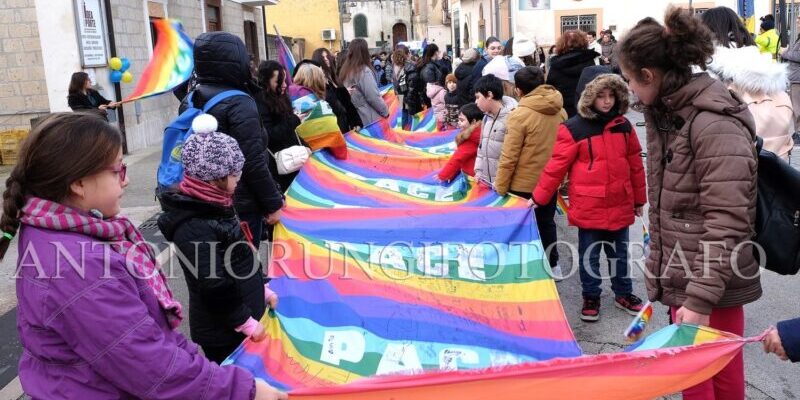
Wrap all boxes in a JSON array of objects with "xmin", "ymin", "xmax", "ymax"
[
  {"xmin": 454, "ymin": 61, "xmax": 477, "ymax": 104},
  {"xmin": 546, "ymin": 48, "xmax": 600, "ymax": 118},
  {"xmin": 157, "ymin": 191, "xmax": 266, "ymax": 347},
  {"xmin": 179, "ymin": 32, "xmax": 283, "ymax": 214}
]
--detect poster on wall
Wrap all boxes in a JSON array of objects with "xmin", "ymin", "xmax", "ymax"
[
  {"xmin": 519, "ymin": 0, "xmax": 550, "ymax": 10},
  {"xmin": 74, "ymin": 0, "xmax": 109, "ymax": 67}
]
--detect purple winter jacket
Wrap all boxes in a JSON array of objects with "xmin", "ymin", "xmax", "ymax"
[{"xmin": 16, "ymin": 225, "xmax": 256, "ymax": 399}]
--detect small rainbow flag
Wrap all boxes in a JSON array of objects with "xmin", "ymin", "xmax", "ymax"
[
  {"xmin": 555, "ymin": 193, "xmax": 569, "ymax": 216},
  {"xmin": 623, "ymin": 301, "xmax": 654, "ymax": 342},
  {"xmin": 275, "ymin": 27, "xmax": 296, "ymax": 87},
  {"xmin": 295, "ymin": 97, "xmax": 347, "ymax": 159},
  {"xmin": 123, "ymin": 19, "xmax": 193, "ymax": 102}
]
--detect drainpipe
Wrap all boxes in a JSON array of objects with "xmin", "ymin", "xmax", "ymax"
[
  {"xmin": 102, "ymin": 0, "xmax": 128, "ymax": 154},
  {"xmin": 262, "ymin": 6, "xmax": 269, "ymax": 58},
  {"xmin": 410, "ymin": 0, "xmax": 414, "ymax": 40},
  {"xmin": 338, "ymin": 0, "xmax": 345, "ymax": 50},
  {"xmin": 492, "ymin": 0, "xmax": 496, "ymax": 37}
]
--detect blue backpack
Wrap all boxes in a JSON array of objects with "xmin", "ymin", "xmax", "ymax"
[{"xmin": 157, "ymin": 90, "xmax": 249, "ymax": 192}]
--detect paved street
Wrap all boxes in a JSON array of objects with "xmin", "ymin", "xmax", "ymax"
[{"xmin": 0, "ymin": 110, "xmax": 798, "ymax": 399}]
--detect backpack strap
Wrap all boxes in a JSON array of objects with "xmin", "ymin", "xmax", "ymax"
[
  {"xmin": 202, "ymin": 89, "xmax": 250, "ymax": 113},
  {"xmin": 185, "ymin": 91, "xmax": 195, "ymax": 109}
]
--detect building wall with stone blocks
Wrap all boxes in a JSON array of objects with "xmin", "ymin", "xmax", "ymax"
[
  {"xmin": 0, "ymin": 0, "xmax": 49, "ymax": 132},
  {"xmin": 2, "ymin": 0, "xmax": 268, "ymax": 153}
]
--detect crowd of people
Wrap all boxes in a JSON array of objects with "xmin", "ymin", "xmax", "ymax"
[{"xmin": 5, "ymin": 5, "xmax": 800, "ymax": 400}]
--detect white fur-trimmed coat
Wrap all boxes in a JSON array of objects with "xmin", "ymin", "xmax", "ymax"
[{"xmin": 706, "ymin": 45, "xmax": 794, "ymax": 159}]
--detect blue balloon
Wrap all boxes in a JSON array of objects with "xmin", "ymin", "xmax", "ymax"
[
  {"xmin": 110, "ymin": 70, "xmax": 123, "ymax": 83},
  {"xmin": 120, "ymin": 58, "xmax": 131, "ymax": 73}
]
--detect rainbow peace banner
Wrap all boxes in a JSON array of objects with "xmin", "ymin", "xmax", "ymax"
[
  {"xmin": 123, "ymin": 19, "xmax": 193, "ymax": 102},
  {"xmin": 226, "ymin": 205, "xmax": 579, "ymax": 391},
  {"xmin": 222, "ymin": 86, "xmax": 760, "ymax": 398},
  {"xmin": 283, "ymin": 325, "xmax": 760, "ymax": 400},
  {"xmin": 286, "ymin": 149, "xmax": 526, "ymax": 209},
  {"xmin": 381, "ymin": 86, "xmax": 440, "ymax": 133}
]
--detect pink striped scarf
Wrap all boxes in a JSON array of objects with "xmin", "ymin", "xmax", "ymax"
[{"xmin": 19, "ymin": 197, "xmax": 183, "ymax": 329}]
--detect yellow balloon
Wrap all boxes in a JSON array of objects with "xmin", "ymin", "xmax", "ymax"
[
  {"xmin": 109, "ymin": 57, "xmax": 122, "ymax": 70},
  {"xmin": 121, "ymin": 71, "xmax": 133, "ymax": 83}
]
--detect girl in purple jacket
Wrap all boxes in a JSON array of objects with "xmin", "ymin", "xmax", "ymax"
[{"xmin": 1, "ymin": 113, "xmax": 286, "ymax": 400}]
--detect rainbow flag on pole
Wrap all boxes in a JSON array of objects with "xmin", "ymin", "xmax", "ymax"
[
  {"xmin": 274, "ymin": 25, "xmax": 296, "ymax": 87},
  {"xmin": 123, "ymin": 19, "xmax": 193, "ymax": 102}
]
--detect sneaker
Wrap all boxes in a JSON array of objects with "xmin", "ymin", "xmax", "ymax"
[
  {"xmin": 615, "ymin": 294, "xmax": 644, "ymax": 316},
  {"xmin": 581, "ymin": 297, "xmax": 601, "ymax": 322},
  {"xmin": 550, "ymin": 264, "xmax": 564, "ymax": 282}
]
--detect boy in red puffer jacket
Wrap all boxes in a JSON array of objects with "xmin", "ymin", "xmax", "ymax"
[
  {"xmin": 531, "ymin": 68, "xmax": 646, "ymax": 322},
  {"xmin": 437, "ymin": 103, "xmax": 483, "ymax": 182}
]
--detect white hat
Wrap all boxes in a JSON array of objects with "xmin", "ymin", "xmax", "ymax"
[
  {"xmin": 482, "ymin": 56, "xmax": 510, "ymax": 81},
  {"xmin": 513, "ymin": 34, "xmax": 536, "ymax": 58}
]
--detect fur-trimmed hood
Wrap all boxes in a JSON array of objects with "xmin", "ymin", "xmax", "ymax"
[
  {"xmin": 577, "ymin": 74, "xmax": 630, "ymax": 119},
  {"xmin": 706, "ymin": 45, "xmax": 788, "ymax": 95}
]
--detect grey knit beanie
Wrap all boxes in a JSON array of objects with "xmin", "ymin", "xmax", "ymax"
[{"xmin": 181, "ymin": 114, "xmax": 245, "ymax": 181}]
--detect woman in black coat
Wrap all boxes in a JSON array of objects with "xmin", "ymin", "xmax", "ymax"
[
  {"xmin": 545, "ymin": 30, "xmax": 599, "ymax": 117},
  {"xmin": 67, "ymin": 72, "xmax": 119, "ymax": 119},
  {"xmin": 454, "ymin": 48, "xmax": 480, "ymax": 104},
  {"xmin": 256, "ymin": 60, "xmax": 303, "ymax": 193},
  {"xmin": 311, "ymin": 49, "xmax": 363, "ymax": 132},
  {"xmin": 181, "ymin": 32, "xmax": 284, "ymax": 245}
]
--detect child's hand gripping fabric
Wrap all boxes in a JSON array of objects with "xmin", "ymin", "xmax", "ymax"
[
  {"xmin": 763, "ymin": 327, "xmax": 789, "ymax": 361},
  {"xmin": 264, "ymin": 284, "xmax": 279, "ymax": 309},
  {"xmin": 235, "ymin": 317, "xmax": 267, "ymax": 342}
]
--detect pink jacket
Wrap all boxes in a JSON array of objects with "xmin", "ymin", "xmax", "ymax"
[{"xmin": 426, "ymin": 83, "xmax": 447, "ymax": 124}]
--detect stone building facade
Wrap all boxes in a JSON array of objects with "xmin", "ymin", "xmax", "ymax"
[{"xmin": 1, "ymin": 0, "xmax": 271, "ymax": 153}]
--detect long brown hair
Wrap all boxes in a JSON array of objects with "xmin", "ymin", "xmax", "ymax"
[
  {"xmin": 311, "ymin": 48, "xmax": 339, "ymax": 86},
  {"xmin": 618, "ymin": 6, "xmax": 715, "ymax": 101},
  {"xmin": 339, "ymin": 38, "xmax": 372, "ymax": 83},
  {"xmin": 68, "ymin": 72, "xmax": 90, "ymax": 95},
  {"xmin": 416, "ymin": 43, "xmax": 440, "ymax": 69},
  {"xmin": 257, "ymin": 60, "xmax": 292, "ymax": 115},
  {"xmin": 392, "ymin": 49, "xmax": 406, "ymax": 67},
  {"xmin": 0, "ymin": 113, "xmax": 123, "ymax": 260}
]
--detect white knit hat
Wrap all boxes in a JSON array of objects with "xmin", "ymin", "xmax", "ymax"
[
  {"xmin": 513, "ymin": 34, "xmax": 536, "ymax": 58},
  {"xmin": 482, "ymin": 56, "xmax": 510, "ymax": 81}
]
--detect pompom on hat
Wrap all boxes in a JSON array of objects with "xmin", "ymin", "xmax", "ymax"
[{"xmin": 181, "ymin": 114, "xmax": 245, "ymax": 181}]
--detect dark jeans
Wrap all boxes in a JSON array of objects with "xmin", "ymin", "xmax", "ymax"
[
  {"xmin": 202, "ymin": 342, "xmax": 240, "ymax": 364},
  {"xmin": 510, "ymin": 190, "xmax": 559, "ymax": 267},
  {"xmin": 577, "ymin": 227, "xmax": 632, "ymax": 298},
  {"xmin": 239, "ymin": 212, "xmax": 264, "ymax": 250}
]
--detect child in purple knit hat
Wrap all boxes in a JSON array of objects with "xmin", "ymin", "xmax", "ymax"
[{"xmin": 157, "ymin": 114, "xmax": 278, "ymax": 363}]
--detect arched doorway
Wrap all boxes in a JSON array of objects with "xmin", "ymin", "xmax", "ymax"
[
  {"xmin": 463, "ymin": 22, "xmax": 470, "ymax": 48},
  {"xmin": 392, "ymin": 23, "xmax": 407, "ymax": 48}
]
